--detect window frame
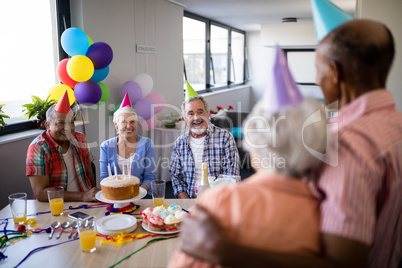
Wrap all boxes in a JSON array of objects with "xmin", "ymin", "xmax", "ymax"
[
  {"xmin": 284, "ymin": 48, "xmax": 317, "ymax": 86},
  {"xmin": 183, "ymin": 11, "xmax": 246, "ymax": 94},
  {"xmin": 0, "ymin": 0, "xmax": 70, "ymax": 136}
]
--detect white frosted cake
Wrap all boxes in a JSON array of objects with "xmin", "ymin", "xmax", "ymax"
[{"xmin": 100, "ymin": 175, "xmax": 140, "ymax": 200}]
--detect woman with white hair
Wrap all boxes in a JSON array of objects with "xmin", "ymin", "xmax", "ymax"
[
  {"xmin": 168, "ymin": 97, "xmax": 329, "ymax": 267},
  {"xmin": 100, "ymin": 106, "xmax": 156, "ymax": 196}
]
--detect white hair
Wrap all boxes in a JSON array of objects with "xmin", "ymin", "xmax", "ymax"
[
  {"xmin": 243, "ymin": 98, "xmax": 328, "ymax": 179},
  {"xmin": 113, "ymin": 106, "xmax": 138, "ymax": 124}
]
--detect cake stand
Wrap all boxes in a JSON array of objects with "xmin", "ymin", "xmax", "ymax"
[{"xmin": 95, "ymin": 188, "xmax": 147, "ymax": 208}]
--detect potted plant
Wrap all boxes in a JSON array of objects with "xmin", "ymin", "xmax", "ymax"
[
  {"xmin": 0, "ymin": 104, "xmax": 10, "ymax": 127},
  {"xmin": 22, "ymin": 95, "xmax": 56, "ymax": 129}
]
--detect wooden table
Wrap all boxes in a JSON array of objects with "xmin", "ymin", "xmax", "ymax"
[{"xmin": 0, "ymin": 199, "xmax": 195, "ymax": 268}]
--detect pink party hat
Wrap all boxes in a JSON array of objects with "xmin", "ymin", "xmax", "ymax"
[
  {"xmin": 262, "ymin": 45, "xmax": 303, "ymax": 113},
  {"xmin": 311, "ymin": 0, "xmax": 353, "ymax": 42},
  {"xmin": 54, "ymin": 90, "xmax": 71, "ymax": 114},
  {"xmin": 185, "ymin": 81, "xmax": 199, "ymax": 101},
  {"xmin": 121, "ymin": 92, "xmax": 132, "ymax": 108}
]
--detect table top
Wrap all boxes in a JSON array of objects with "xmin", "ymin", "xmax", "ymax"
[{"xmin": 0, "ymin": 198, "xmax": 195, "ymax": 268}]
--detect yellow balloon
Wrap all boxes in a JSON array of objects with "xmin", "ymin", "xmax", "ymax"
[
  {"xmin": 66, "ymin": 55, "xmax": 94, "ymax": 82},
  {"xmin": 48, "ymin": 84, "xmax": 76, "ymax": 105}
]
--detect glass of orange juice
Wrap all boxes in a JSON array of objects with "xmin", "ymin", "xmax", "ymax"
[
  {"xmin": 151, "ymin": 180, "xmax": 166, "ymax": 206},
  {"xmin": 78, "ymin": 217, "xmax": 97, "ymax": 253},
  {"xmin": 47, "ymin": 186, "xmax": 64, "ymax": 216},
  {"xmin": 8, "ymin": 193, "xmax": 27, "ymax": 224}
]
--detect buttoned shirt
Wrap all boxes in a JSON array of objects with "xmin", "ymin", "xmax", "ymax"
[
  {"xmin": 26, "ymin": 130, "xmax": 94, "ymax": 191},
  {"xmin": 313, "ymin": 90, "xmax": 402, "ymax": 268},
  {"xmin": 170, "ymin": 123, "xmax": 240, "ymax": 198},
  {"xmin": 168, "ymin": 172, "xmax": 321, "ymax": 268}
]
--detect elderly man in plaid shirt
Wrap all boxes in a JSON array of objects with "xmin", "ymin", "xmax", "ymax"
[{"xmin": 170, "ymin": 96, "xmax": 240, "ymax": 199}]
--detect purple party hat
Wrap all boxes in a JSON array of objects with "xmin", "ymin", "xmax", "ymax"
[{"xmin": 262, "ymin": 45, "xmax": 303, "ymax": 113}]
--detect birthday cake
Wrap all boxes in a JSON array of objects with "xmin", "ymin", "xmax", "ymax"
[{"xmin": 100, "ymin": 175, "xmax": 140, "ymax": 200}]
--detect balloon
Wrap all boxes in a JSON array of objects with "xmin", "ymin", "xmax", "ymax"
[
  {"xmin": 140, "ymin": 115, "xmax": 157, "ymax": 131},
  {"xmin": 134, "ymin": 98, "xmax": 155, "ymax": 120},
  {"xmin": 87, "ymin": 35, "xmax": 94, "ymax": 47},
  {"xmin": 74, "ymin": 81, "xmax": 102, "ymax": 106},
  {"xmin": 57, "ymin": 59, "xmax": 78, "ymax": 88},
  {"xmin": 90, "ymin": 66, "xmax": 109, "ymax": 82},
  {"xmin": 67, "ymin": 55, "xmax": 94, "ymax": 82},
  {"xmin": 113, "ymin": 103, "xmax": 121, "ymax": 113},
  {"xmin": 61, "ymin": 27, "xmax": 89, "ymax": 56},
  {"xmin": 86, "ymin": 42, "xmax": 113, "ymax": 69},
  {"xmin": 48, "ymin": 84, "xmax": 76, "ymax": 105},
  {"xmin": 134, "ymin": 73, "xmax": 153, "ymax": 97},
  {"xmin": 145, "ymin": 92, "xmax": 165, "ymax": 114},
  {"xmin": 96, "ymin": 82, "xmax": 110, "ymax": 105},
  {"xmin": 120, "ymin": 81, "xmax": 142, "ymax": 104}
]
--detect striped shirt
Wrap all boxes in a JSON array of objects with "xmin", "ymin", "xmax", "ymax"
[
  {"xmin": 170, "ymin": 123, "xmax": 240, "ymax": 198},
  {"xmin": 26, "ymin": 130, "xmax": 94, "ymax": 191},
  {"xmin": 313, "ymin": 90, "xmax": 402, "ymax": 268}
]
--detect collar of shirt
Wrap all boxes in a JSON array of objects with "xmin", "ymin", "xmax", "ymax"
[{"xmin": 45, "ymin": 130, "xmax": 79, "ymax": 153}]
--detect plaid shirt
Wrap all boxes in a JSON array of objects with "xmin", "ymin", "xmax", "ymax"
[
  {"xmin": 170, "ymin": 123, "xmax": 240, "ymax": 198},
  {"xmin": 26, "ymin": 130, "xmax": 94, "ymax": 191}
]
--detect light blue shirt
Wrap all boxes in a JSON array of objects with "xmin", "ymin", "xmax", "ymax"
[{"xmin": 100, "ymin": 135, "xmax": 156, "ymax": 196}]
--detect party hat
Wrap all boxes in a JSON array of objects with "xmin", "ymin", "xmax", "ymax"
[
  {"xmin": 54, "ymin": 90, "xmax": 71, "ymax": 114},
  {"xmin": 311, "ymin": 0, "xmax": 353, "ymax": 42},
  {"xmin": 262, "ymin": 45, "xmax": 303, "ymax": 113},
  {"xmin": 121, "ymin": 92, "xmax": 132, "ymax": 108},
  {"xmin": 185, "ymin": 81, "xmax": 199, "ymax": 101}
]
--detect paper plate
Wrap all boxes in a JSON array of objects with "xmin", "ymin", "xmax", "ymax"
[
  {"xmin": 141, "ymin": 222, "xmax": 180, "ymax": 235},
  {"xmin": 95, "ymin": 187, "xmax": 147, "ymax": 204},
  {"xmin": 97, "ymin": 214, "xmax": 138, "ymax": 235}
]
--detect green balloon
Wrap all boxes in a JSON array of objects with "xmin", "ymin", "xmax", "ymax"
[
  {"xmin": 113, "ymin": 103, "xmax": 121, "ymax": 113},
  {"xmin": 96, "ymin": 82, "xmax": 110, "ymax": 105},
  {"xmin": 87, "ymin": 35, "xmax": 94, "ymax": 47}
]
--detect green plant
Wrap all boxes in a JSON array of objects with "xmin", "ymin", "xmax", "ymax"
[
  {"xmin": 0, "ymin": 104, "xmax": 10, "ymax": 127},
  {"xmin": 22, "ymin": 95, "xmax": 56, "ymax": 121}
]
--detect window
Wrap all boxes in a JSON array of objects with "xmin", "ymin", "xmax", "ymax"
[
  {"xmin": 285, "ymin": 49, "xmax": 316, "ymax": 85},
  {"xmin": 183, "ymin": 12, "xmax": 246, "ymax": 93},
  {"xmin": 0, "ymin": 0, "xmax": 69, "ymax": 135}
]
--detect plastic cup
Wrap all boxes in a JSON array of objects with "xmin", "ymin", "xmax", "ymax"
[
  {"xmin": 151, "ymin": 180, "xmax": 166, "ymax": 206},
  {"xmin": 78, "ymin": 217, "xmax": 97, "ymax": 253},
  {"xmin": 47, "ymin": 186, "xmax": 64, "ymax": 216},
  {"xmin": 8, "ymin": 193, "xmax": 27, "ymax": 224}
]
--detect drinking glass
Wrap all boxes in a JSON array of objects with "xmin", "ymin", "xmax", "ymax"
[
  {"xmin": 151, "ymin": 180, "xmax": 166, "ymax": 206},
  {"xmin": 78, "ymin": 217, "xmax": 97, "ymax": 253},
  {"xmin": 8, "ymin": 193, "xmax": 27, "ymax": 224},
  {"xmin": 47, "ymin": 186, "xmax": 64, "ymax": 216}
]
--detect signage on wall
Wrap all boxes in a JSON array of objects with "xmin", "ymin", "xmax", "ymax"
[{"xmin": 136, "ymin": 44, "xmax": 157, "ymax": 54}]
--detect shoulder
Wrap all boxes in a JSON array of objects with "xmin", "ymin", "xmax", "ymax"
[
  {"xmin": 100, "ymin": 137, "xmax": 117, "ymax": 148},
  {"xmin": 73, "ymin": 131, "xmax": 89, "ymax": 143}
]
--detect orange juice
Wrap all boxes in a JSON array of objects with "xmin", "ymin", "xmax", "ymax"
[
  {"xmin": 49, "ymin": 198, "xmax": 64, "ymax": 215},
  {"xmin": 153, "ymin": 198, "xmax": 164, "ymax": 206},
  {"xmin": 13, "ymin": 214, "xmax": 26, "ymax": 224},
  {"xmin": 79, "ymin": 230, "xmax": 96, "ymax": 252}
]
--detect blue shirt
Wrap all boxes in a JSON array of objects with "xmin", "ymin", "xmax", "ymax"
[
  {"xmin": 169, "ymin": 123, "xmax": 240, "ymax": 198},
  {"xmin": 100, "ymin": 135, "xmax": 156, "ymax": 195}
]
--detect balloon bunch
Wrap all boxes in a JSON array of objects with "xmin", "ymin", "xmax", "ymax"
[
  {"xmin": 119, "ymin": 74, "xmax": 165, "ymax": 131},
  {"xmin": 49, "ymin": 27, "xmax": 112, "ymax": 106}
]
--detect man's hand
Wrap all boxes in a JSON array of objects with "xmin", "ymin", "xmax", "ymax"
[
  {"xmin": 81, "ymin": 187, "xmax": 100, "ymax": 202},
  {"xmin": 177, "ymin": 191, "xmax": 190, "ymax": 199},
  {"xmin": 180, "ymin": 205, "xmax": 229, "ymax": 264}
]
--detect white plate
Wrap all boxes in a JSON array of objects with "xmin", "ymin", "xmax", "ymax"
[
  {"xmin": 97, "ymin": 214, "xmax": 138, "ymax": 235},
  {"xmin": 141, "ymin": 222, "xmax": 180, "ymax": 235},
  {"xmin": 95, "ymin": 188, "xmax": 147, "ymax": 203}
]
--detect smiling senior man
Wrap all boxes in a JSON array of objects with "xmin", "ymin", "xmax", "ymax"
[{"xmin": 169, "ymin": 96, "xmax": 240, "ymax": 199}]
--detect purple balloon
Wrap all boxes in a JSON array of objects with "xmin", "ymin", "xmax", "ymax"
[
  {"xmin": 86, "ymin": 42, "xmax": 113, "ymax": 69},
  {"xmin": 121, "ymin": 81, "xmax": 142, "ymax": 104},
  {"xmin": 134, "ymin": 98, "xmax": 155, "ymax": 121},
  {"xmin": 74, "ymin": 80, "xmax": 102, "ymax": 106}
]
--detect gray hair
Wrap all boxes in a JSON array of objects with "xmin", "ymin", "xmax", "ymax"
[
  {"xmin": 113, "ymin": 106, "xmax": 138, "ymax": 124},
  {"xmin": 180, "ymin": 96, "xmax": 210, "ymax": 118},
  {"xmin": 243, "ymin": 98, "xmax": 328, "ymax": 179},
  {"xmin": 46, "ymin": 104, "xmax": 74, "ymax": 122}
]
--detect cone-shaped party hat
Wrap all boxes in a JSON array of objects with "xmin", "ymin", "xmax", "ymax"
[
  {"xmin": 185, "ymin": 81, "xmax": 199, "ymax": 101},
  {"xmin": 262, "ymin": 45, "xmax": 303, "ymax": 113},
  {"xmin": 54, "ymin": 90, "xmax": 71, "ymax": 114},
  {"xmin": 311, "ymin": 0, "xmax": 353, "ymax": 42},
  {"xmin": 121, "ymin": 92, "xmax": 132, "ymax": 108}
]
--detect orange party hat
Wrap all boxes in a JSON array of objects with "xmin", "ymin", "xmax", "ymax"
[
  {"xmin": 121, "ymin": 92, "xmax": 132, "ymax": 108},
  {"xmin": 54, "ymin": 90, "xmax": 71, "ymax": 114}
]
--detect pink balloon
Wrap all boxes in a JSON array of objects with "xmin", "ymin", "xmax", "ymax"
[
  {"xmin": 145, "ymin": 93, "xmax": 165, "ymax": 114},
  {"xmin": 140, "ymin": 115, "xmax": 158, "ymax": 131},
  {"xmin": 121, "ymin": 81, "xmax": 142, "ymax": 104}
]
